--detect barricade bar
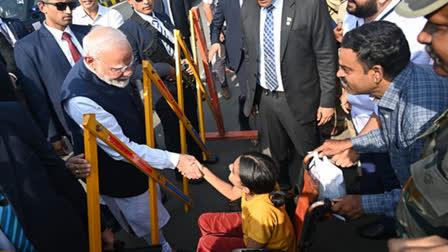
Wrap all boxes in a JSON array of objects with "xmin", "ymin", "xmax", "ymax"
[
  {"xmin": 205, "ymin": 130, "xmax": 259, "ymax": 141},
  {"xmin": 190, "ymin": 7, "xmax": 259, "ymax": 141},
  {"xmin": 190, "ymin": 8, "xmax": 225, "ymax": 136},
  {"xmin": 142, "ymin": 61, "xmax": 211, "ymax": 158},
  {"xmin": 82, "ymin": 114, "xmax": 193, "ymax": 207},
  {"xmin": 84, "ymin": 114, "xmax": 102, "ymax": 252},
  {"xmin": 174, "ymin": 31, "xmax": 223, "ymax": 135},
  {"xmin": 142, "ymin": 67, "xmax": 160, "ymax": 244}
]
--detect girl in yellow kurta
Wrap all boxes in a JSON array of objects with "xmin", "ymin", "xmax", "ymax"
[{"xmin": 197, "ymin": 152, "xmax": 296, "ymax": 252}]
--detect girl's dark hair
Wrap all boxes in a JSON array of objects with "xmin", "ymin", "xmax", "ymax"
[{"xmin": 238, "ymin": 152, "xmax": 286, "ymax": 207}]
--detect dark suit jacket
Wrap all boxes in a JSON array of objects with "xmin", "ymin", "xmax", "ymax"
[
  {"xmin": 14, "ymin": 24, "xmax": 90, "ymax": 142},
  {"xmin": 153, "ymin": 0, "xmax": 191, "ymax": 49},
  {"xmin": 0, "ymin": 62, "xmax": 88, "ymax": 251},
  {"xmin": 120, "ymin": 11, "xmax": 175, "ymax": 82},
  {"xmin": 0, "ymin": 103, "xmax": 89, "ymax": 252},
  {"xmin": 241, "ymin": 0, "xmax": 338, "ymax": 122},
  {"xmin": 210, "ymin": 0, "xmax": 244, "ymax": 72},
  {"xmin": 0, "ymin": 18, "xmax": 28, "ymax": 79},
  {"xmin": 1, "ymin": 18, "xmax": 28, "ymax": 41}
]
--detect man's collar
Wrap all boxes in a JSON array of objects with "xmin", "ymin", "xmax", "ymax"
[
  {"xmin": 135, "ymin": 10, "xmax": 155, "ymax": 22},
  {"xmin": 97, "ymin": 5, "xmax": 107, "ymax": 17},
  {"xmin": 377, "ymin": 62, "xmax": 412, "ymax": 110},
  {"xmin": 375, "ymin": 0, "xmax": 400, "ymax": 21},
  {"xmin": 79, "ymin": 4, "xmax": 103, "ymax": 18},
  {"xmin": 43, "ymin": 21, "xmax": 74, "ymax": 40},
  {"xmin": 263, "ymin": 0, "xmax": 281, "ymax": 10}
]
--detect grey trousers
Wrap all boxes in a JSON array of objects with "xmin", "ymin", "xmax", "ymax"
[{"xmin": 259, "ymin": 89, "xmax": 319, "ymax": 189}]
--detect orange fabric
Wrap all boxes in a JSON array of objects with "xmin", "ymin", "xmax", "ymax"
[{"xmin": 294, "ymin": 169, "xmax": 319, "ymax": 241}]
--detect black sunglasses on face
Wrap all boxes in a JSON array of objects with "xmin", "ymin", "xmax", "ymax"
[{"xmin": 41, "ymin": 1, "xmax": 78, "ymax": 11}]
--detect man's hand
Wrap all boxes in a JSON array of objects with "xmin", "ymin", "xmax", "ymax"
[
  {"xmin": 167, "ymin": 66, "xmax": 176, "ymax": 81},
  {"xmin": 340, "ymin": 89, "xmax": 351, "ymax": 114},
  {"xmin": 177, "ymin": 154, "xmax": 203, "ymax": 179},
  {"xmin": 388, "ymin": 236, "xmax": 448, "ymax": 252},
  {"xmin": 330, "ymin": 148, "xmax": 359, "ymax": 168},
  {"xmin": 208, "ymin": 43, "xmax": 221, "ymax": 62},
  {"xmin": 52, "ymin": 139, "xmax": 68, "ymax": 156},
  {"xmin": 317, "ymin": 107, "xmax": 334, "ymax": 126},
  {"xmin": 332, "ymin": 195, "xmax": 364, "ymax": 219},
  {"xmin": 334, "ymin": 22, "xmax": 343, "ymax": 43},
  {"xmin": 314, "ymin": 139, "xmax": 353, "ymax": 158},
  {"xmin": 219, "ymin": 32, "xmax": 225, "ymax": 43},
  {"xmin": 181, "ymin": 59, "xmax": 194, "ymax": 75},
  {"xmin": 249, "ymin": 105, "xmax": 258, "ymax": 118},
  {"xmin": 66, "ymin": 153, "xmax": 91, "ymax": 178}
]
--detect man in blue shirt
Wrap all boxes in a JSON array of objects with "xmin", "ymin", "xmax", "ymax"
[{"xmin": 312, "ymin": 21, "xmax": 448, "ymax": 219}]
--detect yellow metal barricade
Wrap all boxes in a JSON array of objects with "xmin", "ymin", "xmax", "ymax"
[
  {"xmin": 141, "ymin": 61, "xmax": 210, "ymax": 159},
  {"xmin": 83, "ymin": 114, "xmax": 193, "ymax": 252},
  {"xmin": 142, "ymin": 65, "xmax": 159, "ymax": 244}
]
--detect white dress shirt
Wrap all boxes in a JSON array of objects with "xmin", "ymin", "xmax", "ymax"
[
  {"xmin": 63, "ymin": 98, "xmax": 180, "ymax": 169},
  {"xmin": 0, "ymin": 18, "xmax": 17, "ymax": 45},
  {"xmin": 342, "ymin": 0, "xmax": 431, "ymax": 133},
  {"xmin": 43, "ymin": 22, "xmax": 84, "ymax": 67},
  {"xmin": 72, "ymin": 5, "xmax": 124, "ymax": 29},
  {"xmin": 258, "ymin": 0, "xmax": 284, "ymax": 91}
]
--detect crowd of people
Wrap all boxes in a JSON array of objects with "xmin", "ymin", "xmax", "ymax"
[{"xmin": 0, "ymin": 0, "xmax": 447, "ymax": 251}]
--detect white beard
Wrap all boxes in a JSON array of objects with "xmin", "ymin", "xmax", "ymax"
[
  {"xmin": 97, "ymin": 73, "xmax": 130, "ymax": 88},
  {"xmin": 84, "ymin": 61, "xmax": 130, "ymax": 88}
]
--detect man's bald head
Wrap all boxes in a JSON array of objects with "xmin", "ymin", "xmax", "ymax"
[
  {"xmin": 83, "ymin": 27, "xmax": 134, "ymax": 88},
  {"xmin": 83, "ymin": 27, "xmax": 131, "ymax": 59}
]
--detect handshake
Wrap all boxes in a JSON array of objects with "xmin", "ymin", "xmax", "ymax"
[
  {"xmin": 66, "ymin": 153, "xmax": 206, "ymax": 180},
  {"xmin": 176, "ymin": 154, "xmax": 205, "ymax": 179}
]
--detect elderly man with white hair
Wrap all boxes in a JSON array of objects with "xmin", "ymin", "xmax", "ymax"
[{"xmin": 60, "ymin": 26, "xmax": 202, "ymax": 252}]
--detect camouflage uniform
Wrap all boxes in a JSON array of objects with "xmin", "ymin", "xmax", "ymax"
[{"xmin": 396, "ymin": 109, "xmax": 448, "ymax": 238}]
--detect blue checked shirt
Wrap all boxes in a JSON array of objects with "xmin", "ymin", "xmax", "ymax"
[{"xmin": 351, "ymin": 63, "xmax": 448, "ymax": 216}]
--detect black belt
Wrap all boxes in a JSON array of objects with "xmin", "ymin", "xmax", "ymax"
[{"xmin": 261, "ymin": 86, "xmax": 283, "ymax": 96}]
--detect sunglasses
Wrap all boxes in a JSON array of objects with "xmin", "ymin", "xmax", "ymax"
[{"xmin": 41, "ymin": 1, "xmax": 78, "ymax": 11}]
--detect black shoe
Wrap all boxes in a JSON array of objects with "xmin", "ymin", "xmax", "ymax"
[{"xmin": 238, "ymin": 96, "xmax": 251, "ymax": 131}]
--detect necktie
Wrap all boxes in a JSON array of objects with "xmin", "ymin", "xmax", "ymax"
[
  {"xmin": 263, "ymin": 5, "xmax": 278, "ymax": 91},
  {"xmin": 0, "ymin": 24, "xmax": 13, "ymax": 46},
  {"xmin": 0, "ymin": 195, "xmax": 35, "ymax": 252},
  {"xmin": 151, "ymin": 17, "xmax": 174, "ymax": 57},
  {"xmin": 61, "ymin": 32, "xmax": 82, "ymax": 63}
]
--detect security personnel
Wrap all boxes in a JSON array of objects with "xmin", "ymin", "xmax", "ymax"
[{"xmin": 395, "ymin": 0, "xmax": 448, "ymax": 238}]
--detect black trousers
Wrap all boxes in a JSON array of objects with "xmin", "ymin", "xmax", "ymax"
[
  {"xmin": 259, "ymin": 89, "xmax": 319, "ymax": 189},
  {"xmin": 236, "ymin": 63, "xmax": 250, "ymax": 130},
  {"xmin": 155, "ymin": 82, "xmax": 202, "ymax": 159}
]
